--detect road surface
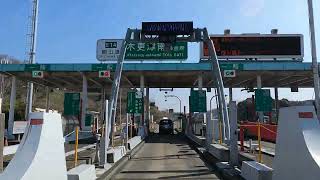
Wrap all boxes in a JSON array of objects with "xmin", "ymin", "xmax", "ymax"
[{"xmin": 113, "ymin": 134, "xmax": 220, "ymax": 179}]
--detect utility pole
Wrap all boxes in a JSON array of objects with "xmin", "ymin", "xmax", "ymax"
[
  {"xmin": 308, "ymin": 0, "xmax": 320, "ymax": 116},
  {"xmin": 25, "ymin": 0, "xmax": 39, "ymax": 119}
]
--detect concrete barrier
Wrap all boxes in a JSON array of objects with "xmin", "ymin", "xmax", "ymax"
[
  {"xmin": 67, "ymin": 164, "xmax": 96, "ymax": 180},
  {"xmin": 241, "ymin": 161, "xmax": 273, "ymax": 180},
  {"xmin": 0, "ymin": 112, "xmax": 67, "ymax": 180},
  {"xmin": 127, "ymin": 136, "xmax": 142, "ymax": 150},
  {"xmin": 107, "ymin": 146, "xmax": 126, "ymax": 163},
  {"xmin": 273, "ymin": 106, "xmax": 320, "ymax": 180},
  {"xmin": 96, "ymin": 137, "xmax": 145, "ymax": 179},
  {"xmin": 186, "ymin": 133, "xmax": 206, "ymax": 146},
  {"xmin": 207, "ymin": 143, "xmax": 229, "ymax": 162}
]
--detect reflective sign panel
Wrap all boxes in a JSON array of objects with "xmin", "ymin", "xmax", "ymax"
[
  {"xmin": 96, "ymin": 39, "xmax": 123, "ymax": 61},
  {"xmin": 201, "ymin": 34, "xmax": 303, "ymax": 60}
]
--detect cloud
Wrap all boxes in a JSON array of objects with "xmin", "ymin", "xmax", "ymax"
[{"xmin": 240, "ymin": 0, "xmax": 265, "ymax": 17}]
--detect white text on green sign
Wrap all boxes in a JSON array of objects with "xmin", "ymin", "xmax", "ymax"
[{"xmin": 125, "ymin": 42, "xmax": 188, "ymax": 60}]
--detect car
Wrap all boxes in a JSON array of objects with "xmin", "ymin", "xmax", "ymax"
[{"xmin": 159, "ymin": 118, "xmax": 174, "ymax": 135}]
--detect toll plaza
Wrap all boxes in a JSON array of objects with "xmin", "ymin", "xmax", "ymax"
[{"xmin": 0, "ymin": 22, "xmax": 319, "ymax": 180}]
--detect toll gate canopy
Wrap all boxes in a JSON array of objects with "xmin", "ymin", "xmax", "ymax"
[{"xmin": 0, "ymin": 61, "xmax": 314, "ymax": 92}]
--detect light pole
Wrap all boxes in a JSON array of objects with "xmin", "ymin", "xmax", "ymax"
[
  {"xmin": 165, "ymin": 95, "xmax": 182, "ymax": 130},
  {"xmin": 210, "ymin": 94, "xmax": 228, "ymax": 120},
  {"xmin": 307, "ymin": 0, "xmax": 320, "ymax": 116},
  {"xmin": 164, "ymin": 95, "xmax": 182, "ymax": 114}
]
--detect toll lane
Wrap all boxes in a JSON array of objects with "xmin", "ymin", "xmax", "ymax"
[{"xmin": 113, "ymin": 134, "xmax": 220, "ymax": 179}]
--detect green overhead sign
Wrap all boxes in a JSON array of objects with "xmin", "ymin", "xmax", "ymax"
[
  {"xmin": 190, "ymin": 90, "xmax": 207, "ymax": 112},
  {"xmin": 255, "ymin": 89, "xmax": 272, "ymax": 112},
  {"xmin": 127, "ymin": 91, "xmax": 144, "ymax": 114},
  {"xmin": 64, "ymin": 93, "xmax": 80, "ymax": 116},
  {"xmin": 91, "ymin": 64, "xmax": 116, "ymax": 71},
  {"xmin": 125, "ymin": 42, "xmax": 188, "ymax": 60},
  {"xmin": 25, "ymin": 64, "xmax": 49, "ymax": 71},
  {"xmin": 219, "ymin": 63, "xmax": 244, "ymax": 70}
]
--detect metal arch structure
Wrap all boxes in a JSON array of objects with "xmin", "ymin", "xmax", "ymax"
[
  {"xmin": 101, "ymin": 30, "xmax": 130, "ymax": 165},
  {"xmin": 106, "ymin": 27, "xmax": 231, "ymax": 146},
  {"xmin": 101, "ymin": 27, "xmax": 232, "ymax": 164}
]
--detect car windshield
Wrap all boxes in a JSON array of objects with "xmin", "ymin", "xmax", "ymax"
[{"xmin": 160, "ymin": 120, "xmax": 172, "ymax": 125}]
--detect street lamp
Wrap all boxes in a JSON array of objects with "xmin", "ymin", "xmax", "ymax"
[
  {"xmin": 209, "ymin": 93, "xmax": 228, "ymax": 120},
  {"xmin": 164, "ymin": 95, "xmax": 182, "ymax": 114}
]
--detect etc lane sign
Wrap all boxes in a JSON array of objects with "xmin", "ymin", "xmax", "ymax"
[{"xmin": 97, "ymin": 39, "xmax": 188, "ymax": 61}]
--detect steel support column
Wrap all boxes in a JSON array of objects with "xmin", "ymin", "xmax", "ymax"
[
  {"xmin": 204, "ymin": 29, "xmax": 230, "ymax": 141},
  {"xmin": 198, "ymin": 75, "xmax": 203, "ymax": 90},
  {"xmin": 308, "ymin": 0, "xmax": 320, "ymax": 116},
  {"xmin": 138, "ymin": 75, "xmax": 145, "ymax": 137},
  {"xmin": 229, "ymin": 88, "xmax": 233, "ymax": 103},
  {"xmin": 8, "ymin": 76, "xmax": 16, "ymax": 137},
  {"xmin": 229, "ymin": 101, "xmax": 239, "ymax": 166},
  {"xmin": 81, "ymin": 74, "xmax": 88, "ymax": 130},
  {"xmin": 103, "ymin": 30, "xmax": 130, "ymax": 165},
  {"xmin": 45, "ymin": 86, "xmax": 50, "ymax": 112},
  {"xmin": 274, "ymin": 87, "xmax": 279, "ymax": 121},
  {"xmin": 25, "ymin": 0, "xmax": 40, "ymax": 120},
  {"xmin": 146, "ymin": 87, "xmax": 150, "ymax": 134},
  {"xmin": 257, "ymin": 75, "xmax": 263, "ymax": 122}
]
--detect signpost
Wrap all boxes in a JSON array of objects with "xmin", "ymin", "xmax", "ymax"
[
  {"xmin": 190, "ymin": 90, "xmax": 207, "ymax": 112},
  {"xmin": 201, "ymin": 34, "xmax": 304, "ymax": 60},
  {"xmin": 255, "ymin": 89, "xmax": 272, "ymax": 112},
  {"xmin": 96, "ymin": 39, "xmax": 123, "ymax": 61}
]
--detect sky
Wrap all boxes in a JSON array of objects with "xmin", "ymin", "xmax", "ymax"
[{"xmin": 1, "ymin": 0, "xmax": 320, "ymax": 112}]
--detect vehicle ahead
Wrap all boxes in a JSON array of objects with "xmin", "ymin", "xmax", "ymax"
[{"xmin": 159, "ymin": 118, "xmax": 174, "ymax": 135}]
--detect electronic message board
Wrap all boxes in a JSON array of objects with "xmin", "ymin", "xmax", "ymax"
[
  {"xmin": 142, "ymin": 22, "xmax": 193, "ymax": 35},
  {"xmin": 201, "ymin": 34, "xmax": 303, "ymax": 60}
]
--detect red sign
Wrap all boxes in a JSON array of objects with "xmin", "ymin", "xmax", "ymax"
[
  {"xmin": 298, "ymin": 112, "xmax": 313, "ymax": 118},
  {"xmin": 30, "ymin": 119, "xmax": 43, "ymax": 125}
]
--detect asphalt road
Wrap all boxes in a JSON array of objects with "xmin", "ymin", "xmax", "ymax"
[{"xmin": 113, "ymin": 134, "xmax": 221, "ymax": 179}]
